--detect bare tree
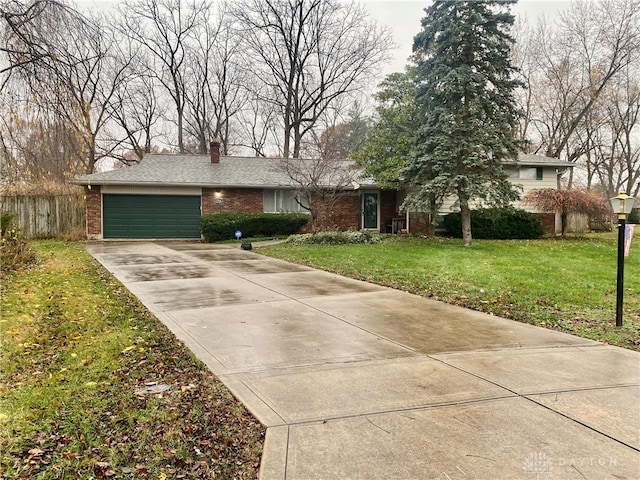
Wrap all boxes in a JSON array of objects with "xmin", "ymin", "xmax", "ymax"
[
  {"xmin": 589, "ymin": 65, "xmax": 640, "ymax": 198},
  {"xmin": 2, "ymin": 1, "xmax": 87, "ymax": 180},
  {"xmin": 511, "ymin": 15, "xmax": 536, "ymax": 146},
  {"xmin": 0, "ymin": 0, "xmax": 78, "ymax": 88},
  {"xmin": 121, "ymin": 0, "xmax": 208, "ymax": 153},
  {"xmin": 183, "ymin": 3, "xmax": 247, "ymax": 155},
  {"xmin": 0, "ymin": 90, "xmax": 83, "ymax": 183},
  {"xmin": 109, "ymin": 69, "xmax": 163, "ymax": 164},
  {"xmin": 521, "ymin": 0, "xmax": 640, "ymax": 162},
  {"xmin": 278, "ymin": 156, "xmax": 360, "ymax": 231},
  {"xmin": 235, "ymin": 86, "xmax": 281, "ymax": 157},
  {"xmin": 55, "ymin": 12, "xmax": 135, "ymax": 172},
  {"xmin": 234, "ymin": 0, "xmax": 391, "ymax": 158},
  {"xmin": 2, "ymin": 3, "xmax": 135, "ymax": 175}
]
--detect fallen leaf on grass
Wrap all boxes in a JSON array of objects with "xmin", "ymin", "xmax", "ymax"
[{"xmin": 135, "ymin": 383, "xmax": 171, "ymax": 395}]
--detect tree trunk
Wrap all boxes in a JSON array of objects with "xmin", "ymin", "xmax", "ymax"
[
  {"xmin": 177, "ymin": 104, "xmax": 184, "ymax": 153},
  {"xmin": 283, "ymin": 120, "xmax": 291, "ymax": 158},
  {"xmin": 460, "ymin": 197, "xmax": 472, "ymax": 247},
  {"xmin": 561, "ymin": 212, "xmax": 568, "ymax": 237},
  {"xmin": 293, "ymin": 126, "xmax": 302, "ymax": 158}
]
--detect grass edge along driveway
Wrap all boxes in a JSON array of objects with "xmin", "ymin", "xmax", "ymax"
[
  {"xmin": 0, "ymin": 240, "xmax": 264, "ymax": 479},
  {"xmin": 259, "ymin": 233, "xmax": 639, "ymax": 352}
]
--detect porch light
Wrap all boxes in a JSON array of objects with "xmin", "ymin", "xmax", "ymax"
[
  {"xmin": 609, "ymin": 192, "xmax": 635, "ymax": 218},
  {"xmin": 609, "ymin": 192, "xmax": 635, "ymax": 327}
]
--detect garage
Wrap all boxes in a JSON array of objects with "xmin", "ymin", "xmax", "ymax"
[{"xmin": 103, "ymin": 194, "xmax": 201, "ymax": 239}]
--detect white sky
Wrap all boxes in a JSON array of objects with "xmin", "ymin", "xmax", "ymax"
[{"xmin": 363, "ymin": 0, "xmax": 572, "ymax": 77}]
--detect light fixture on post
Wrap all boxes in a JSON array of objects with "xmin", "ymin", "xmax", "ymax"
[{"xmin": 609, "ymin": 192, "xmax": 635, "ymax": 327}]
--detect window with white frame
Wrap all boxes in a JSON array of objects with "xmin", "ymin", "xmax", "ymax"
[{"xmin": 263, "ymin": 189, "xmax": 309, "ymax": 213}]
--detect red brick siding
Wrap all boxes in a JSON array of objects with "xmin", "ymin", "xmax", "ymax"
[
  {"xmin": 86, "ymin": 186, "xmax": 101, "ymax": 236},
  {"xmin": 535, "ymin": 213, "xmax": 556, "ymax": 234},
  {"xmin": 409, "ymin": 212, "xmax": 431, "ymax": 234},
  {"xmin": 379, "ymin": 190, "xmax": 397, "ymax": 233},
  {"xmin": 202, "ymin": 188, "xmax": 263, "ymax": 215},
  {"xmin": 301, "ymin": 192, "xmax": 360, "ymax": 232},
  {"xmin": 303, "ymin": 190, "xmax": 403, "ymax": 233}
]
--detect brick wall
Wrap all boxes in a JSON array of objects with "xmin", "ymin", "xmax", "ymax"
[
  {"xmin": 86, "ymin": 186, "xmax": 101, "ymax": 237},
  {"xmin": 202, "ymin": 188, "xmax": 263, "ymax": 215},
  {"xmin": 408, "ymin": 212, "xmax": 431, "ymax": 234},
  {"xmin": 379, "ymin": 190, "xmax": 396, "ymax": 232},
  {"xmin": 308, "ymin": 191, "xmax": 362, "ymax": 231},
  {"xmin": 535, "ymin": 213, "xmax": 556, "ymax": 234}
]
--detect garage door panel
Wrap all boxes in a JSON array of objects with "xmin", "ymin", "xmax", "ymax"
[{"xmin": 103, "ymin": 194, "xmax": 201, "ymax": 239}]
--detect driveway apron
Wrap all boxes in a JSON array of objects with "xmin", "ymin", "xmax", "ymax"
[{"xmin": 87, "ymin": 242, "xmax": 640, "ymax": 480}]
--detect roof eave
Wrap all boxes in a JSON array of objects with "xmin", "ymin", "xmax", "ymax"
[
  {"xmin": 504, "ymin": 161, "xmax": 574, "ymax": 168},
  {"xmin": 67, "ymin": 179, "xmax": 313, "ymax": 189}
]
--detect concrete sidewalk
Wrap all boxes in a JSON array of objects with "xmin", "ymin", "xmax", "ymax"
[{"xmin": 87, "ymin": 241, "xmax": 640, "ymax": 479}]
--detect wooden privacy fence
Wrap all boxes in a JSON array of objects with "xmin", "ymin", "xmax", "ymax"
[{"xmin": 0, "ymin": 194, "xmax": 85, "ymax": 238}]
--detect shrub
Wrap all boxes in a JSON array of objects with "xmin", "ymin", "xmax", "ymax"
[
  {"xmin": 443, "ymin": 208, "xmax": 544, "ymax": 240},
  {"xmin": 0, "ymin": 215, "xmax": 36, "ymax": 272},
  {"xmin": 200, "ymin": 212, "xmax": 309, "ymax": 242},
  {"xmin": 1, "ymin": 212, "xmax": 14, "ymax": 236},
  {"xmin": 628, "ymin": 208, "xmax": 639, "ymax": 224},
  {"xmin": 287, "ymin": 230, "xmax": 383, "ymax": 245}
]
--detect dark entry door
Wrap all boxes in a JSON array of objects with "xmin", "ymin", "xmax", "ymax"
[{"xmin": 363, "ymin": 192, "xmax": 379, "ymax": 230}]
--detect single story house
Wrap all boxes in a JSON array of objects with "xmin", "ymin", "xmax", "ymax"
[{"xmin": 71, "ymin": 141, "xmax": 572, "ymax": 240}]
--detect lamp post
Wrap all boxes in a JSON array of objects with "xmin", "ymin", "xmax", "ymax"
[{"xmin": 609, "ymin": 192, "xmax": 635, "ymax": 327}]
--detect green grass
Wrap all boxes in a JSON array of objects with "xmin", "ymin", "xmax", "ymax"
[
  {"xmin": 259, "ymin": 233, "xmax": 640, "ymax": 350},
  {"xmin": 1, "ymin": 240, "xmax": 264, "ymax": 479}
]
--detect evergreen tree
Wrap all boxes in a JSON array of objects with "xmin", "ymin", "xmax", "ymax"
[
  {"xmin": 405, "ymin": 0, "xmax": 523, "ymax": 246},
  {"xmin": 352, "ymin": 67, "xmax": 417, "ymax": 189}
]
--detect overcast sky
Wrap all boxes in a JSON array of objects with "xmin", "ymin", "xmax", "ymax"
[{"xmin": 363, "ymin": 0, "xmax": 572, "ymax": 76}]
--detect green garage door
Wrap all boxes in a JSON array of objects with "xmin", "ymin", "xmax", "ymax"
[{"xmin": 103, "ymin": 194, "xmax": 201, "ymax": 239}]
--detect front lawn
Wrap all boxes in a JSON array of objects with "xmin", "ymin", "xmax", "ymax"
[
  {"xmin": 0, "ymin": 241, "xmax": 264, "ymax": 479},
  {"xmin": 259, "ymin": 233, "xmax": 640, "ymax": 351}
]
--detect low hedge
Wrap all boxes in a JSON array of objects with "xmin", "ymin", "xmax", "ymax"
[
  {"xmin": 443, "ymin": 208, "xmax": 544, "ymax": 239},
  {"xmin": 287, "ymin": 230, "xmax": 383, "ymax": 245},
  {"xmin": 200, "ymin": 212, "xmax": 309, "ymax": 242}
]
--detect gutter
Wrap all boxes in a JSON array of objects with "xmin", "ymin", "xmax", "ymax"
[{"xmin": 68, "ymin": 180, "xmax": 369, "ymax": 190}]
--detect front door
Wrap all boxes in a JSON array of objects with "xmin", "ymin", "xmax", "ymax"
[{"xmin": 362, "ymin": 192, "xmax": 379, "ymax": 230}]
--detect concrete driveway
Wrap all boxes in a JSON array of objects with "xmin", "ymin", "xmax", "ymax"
[{"xmin": 87, "ymin": 241, "xmax": 640, "ymax": 479}]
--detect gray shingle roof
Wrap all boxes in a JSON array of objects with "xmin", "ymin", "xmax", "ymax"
[
  {"xmin": 70, "ymin": 152, "xmax": 571, "ymax": 188},
  {"xmin": 71, "ymin": 154, "xmax": 374, "ymax": 188},
  {"xmin": 508, "ymin": 153, "xmax": 573, "ymax": 168}
]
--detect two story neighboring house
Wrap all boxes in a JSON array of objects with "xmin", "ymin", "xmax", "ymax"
[
  {"xmin": 71, "ymin": 141, "xmax": 572, "ymax": 240},
  {"xmin": 432, "ymin": 153, "xmax": 572, "ymax": 232}
]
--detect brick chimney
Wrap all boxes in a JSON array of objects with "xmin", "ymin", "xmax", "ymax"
[{"xmin": 210, "ymin": 138, "xmax": 220, "ymax": 164}]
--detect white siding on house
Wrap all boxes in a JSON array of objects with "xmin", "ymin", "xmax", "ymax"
[
  {"xmin": 511, "ymin": 166, "xmax": 560, "ymax": 212},
  {"xmin": 436, "ymin": 166, "xmax": 561, "ymax": 215}
]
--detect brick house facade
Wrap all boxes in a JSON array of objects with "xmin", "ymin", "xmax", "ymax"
[
  {"xmin": 201, "ymin": 188, "xmax": 264, "ymax": 215},
  {"xmin": 74, "ymin": 141, "xmax": 570, "ymax": 239}
]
